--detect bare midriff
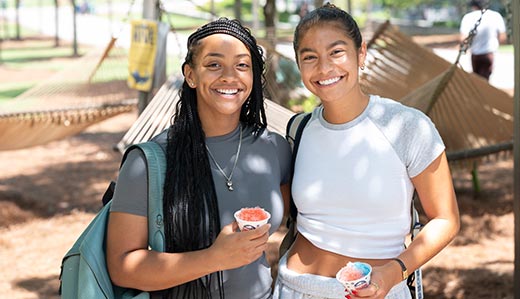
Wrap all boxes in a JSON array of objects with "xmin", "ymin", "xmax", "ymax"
[{"xmin": 286, "ymin": 234, "xmax": 392, "ymax": 277}]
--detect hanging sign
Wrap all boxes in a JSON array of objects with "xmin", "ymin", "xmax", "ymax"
[{"xmin": 128, "ymin": 19, "xmax": 158, "ymax": 91}]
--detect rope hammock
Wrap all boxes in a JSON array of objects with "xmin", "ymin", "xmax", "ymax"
[
  {"xmin": 0, "ymin": 38, "xmax": 137, "ymax": 151},
  {"xmin": 361, "ymin": 21, "xmax": 514, "ymax": 169},
  {"xmin": 117, "ymin": 22, "xmax": 514, "ymax": 174}
]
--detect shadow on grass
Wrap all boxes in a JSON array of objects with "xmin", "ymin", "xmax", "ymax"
[{"xmin": 4, "ymin": 54, "xmax": 83, "ymax": 64}]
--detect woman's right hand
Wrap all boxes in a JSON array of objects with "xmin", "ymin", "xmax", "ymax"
[{"xmin": 209, "ymin": 222, "xmax": 271, "ymax": 270}]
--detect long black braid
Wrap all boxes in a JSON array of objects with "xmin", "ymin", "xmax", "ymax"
[{"xmin": 158, "ymin": 18, "xmax": 267, "ymax": 299}]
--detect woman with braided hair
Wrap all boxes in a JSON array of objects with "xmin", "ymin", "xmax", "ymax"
[{"xmin": 106, "ymin": 18, "xmax": 291, "ymax": 299}]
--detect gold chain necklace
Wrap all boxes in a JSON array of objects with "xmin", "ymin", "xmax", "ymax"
[{"xmin": 205, "ymin": 125, "xmax": 243, "ymax": 191}]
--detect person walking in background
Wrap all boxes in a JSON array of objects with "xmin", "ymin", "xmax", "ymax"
[
  {"xmin": 459, "ymin": 0, "xmax": 507, "ymax": 80},
  {"xmin": 106, "ymin": 18, "xmax": 291, "ymax": 299},
  {"xmin": 273, "ymin": 4, "xmax": 460, "ymax": 299}
]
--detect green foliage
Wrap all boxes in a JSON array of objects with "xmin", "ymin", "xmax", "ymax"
[
  {"xmin": 432, "ymin": 20, "xmax": 460, "ymax": 28},
  {"xmin": 380, "ymin": 0, "xmax": 423, "ymax": 9},
  {"xmin": 288, "ymin": 94, "xmax": 320, "ymax": 113},
  {"xmin": 161, "ymin": 13, "xmax": 208, "ymax": 31},
  {"xmin": 498, "ymin": 44, "xmax": 513, "ymax": 53}
]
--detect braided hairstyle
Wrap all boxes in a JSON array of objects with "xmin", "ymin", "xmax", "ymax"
[
  {"xmin": 293, "ymin": 3, "xmax": 363, "ymax": 63},
  {"xmin": 159, "ymin": 18, "xmax": 267, "ymax": 299}
]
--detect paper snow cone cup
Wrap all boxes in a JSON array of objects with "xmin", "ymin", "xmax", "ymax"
[
  {"xmin": 234, "ymin": 207, "xmax": 271, "ymax": 231},
  {"xmin": 336, "ymin": 262, "xmax": 372, "ymax": 293}
]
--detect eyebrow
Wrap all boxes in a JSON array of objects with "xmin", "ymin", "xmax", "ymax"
[
  {"xmin": 205, "ymin": 52, "xmax": 251, "ymax": 59},
  {"xmin": 299, "ymin": 40, "xmax": 349, "ymax": 55}
]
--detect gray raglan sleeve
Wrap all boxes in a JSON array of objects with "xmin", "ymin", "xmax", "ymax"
[
  {"xmin": 403, "ymin": 109, "xmax": 445, "ymax": 178},
  {"xmin": 109, "ymin": 149, "xmax": 148, "ymax": 217}
]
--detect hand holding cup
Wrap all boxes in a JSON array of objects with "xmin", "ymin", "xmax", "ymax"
[{"xmin": 234, "ymin": 207, "xmax": 271, "ymax": 231}]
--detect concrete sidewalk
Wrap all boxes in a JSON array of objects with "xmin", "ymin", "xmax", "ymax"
[{"xmin": 433, "ymin": 48, "xmax": 514, "ymax": 91}]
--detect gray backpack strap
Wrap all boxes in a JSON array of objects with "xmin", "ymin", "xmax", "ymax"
[
  {"xmin": 285, "ymin": 112, "xmax": 311, "ymax": 220},
  {"xmin": 286, "ymin": 112, "xmax": 311, "ymax": 151},
  {"xmin": 133, "ymin": 142, "xmax": 167, "ymax": 252},
  {"xmin": 279, "ymin": 112, "xmax": 311, "ymax": 257}
]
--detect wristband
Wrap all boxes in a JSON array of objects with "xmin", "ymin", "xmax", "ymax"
[{"xmin": 391, "ymin": 258, "xmax": 408, "ymax": 281}]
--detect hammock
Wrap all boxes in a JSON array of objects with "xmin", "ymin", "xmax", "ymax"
[
  {"xmin": 118, "ymin": 22, "xmax": 513, "ymax": 172},
  {"xmin": 361, "ymin": 21, "xmax": 514, "ymax": 167},
  {"xmin": 0, "ymin": 39, "xmax": 137, "ymax": 151}
]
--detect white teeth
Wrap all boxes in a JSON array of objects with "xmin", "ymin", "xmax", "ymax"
[
  {"xmin": 318, "ymin": 77, "xmax": 341, "ymax": 86},
  {"xmin": 216, "ymin": 89, "xmax": 239, "ymax": 95}
]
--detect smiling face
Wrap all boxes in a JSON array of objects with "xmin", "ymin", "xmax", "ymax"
[
  {"xmin": 184, "ymin": 34, "xmax": 253, "ymax": 125},
  {"xmin": 296, "ymin": 21, "xmax": 366, "ymax": 105}
]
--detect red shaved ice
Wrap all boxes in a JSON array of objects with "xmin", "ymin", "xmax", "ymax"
[{"xmin": 237, "ymin": 207, "xmax": 268, "ymax": 221}]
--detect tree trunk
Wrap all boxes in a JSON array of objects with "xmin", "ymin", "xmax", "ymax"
[
  {"xmin": 15, "ymin": 0, "xmax": 20, "ymax": 40},
  {"xmin": 263, "ymin": 0, "xmax": 280, "ymax": 104},
  {"xmin": 263, "ymin": 0, "xmax": 276, "ymax": 46},
  {"xmin": 54, "ymin": 0, "xmax": 59, "ymax": 47},
  {"xmin": 70, "ymin": 0, "xmax": 78, "ymax": 56},
  {"xmin": 234, "ymin": 0, "xmax": 242, "ymax": 22}
]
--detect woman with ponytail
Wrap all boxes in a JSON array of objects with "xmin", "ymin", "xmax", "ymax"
[{"xmin": 106, "ymin": 18, "xmax": 291, "ymax": 299}]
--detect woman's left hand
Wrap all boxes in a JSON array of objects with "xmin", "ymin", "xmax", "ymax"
[{"xmin": 345, "ymin": 264, "xmax": 398, "ymax": 299}]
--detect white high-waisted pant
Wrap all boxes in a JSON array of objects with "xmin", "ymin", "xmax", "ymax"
[{"xmin": 273, "ymin": 254, "xmax": 412, "ymax": 299}]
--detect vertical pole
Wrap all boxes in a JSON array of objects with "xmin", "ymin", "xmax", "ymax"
[
  {"xmin": 252, "ymin": 0, "xmax": 259, "ymax": 34},
  {"xmin": 138, "ymin": 0, "xmax": 159, "ymax": 115},
  {"xmin": 54, "ymin": 0, "xmax": 59, "ymax": 47},
  {"xmin": 234, "ymin": 0, "xmax": 242, "ymax": 22},
  {"xmin": 15, "ymin": 0, "xmax": 20, "ymax": 39},
  {"xmin": 513, "ymin": 0, "xmax": 520, "ymax": 298},
  {"xmin": 210, "ymin": 0, "xmax": 215, "ymax": 20},
  {"xmin": 71, "ymin": 0, "xmax": 78, "ymax": 56}
]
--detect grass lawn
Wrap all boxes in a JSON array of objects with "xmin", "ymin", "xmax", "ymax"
[
  {"xmin": 499, "ymin": 44, "xmax": 513, "ymax": 53},
  {"xmin": 0, "ymin": 37, "xmax": 91, "ymax": 102}
]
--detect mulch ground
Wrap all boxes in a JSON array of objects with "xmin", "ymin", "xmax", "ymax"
[{"xmin": 0, "ymin": 36, "xmax": 516, "ymax": 299}]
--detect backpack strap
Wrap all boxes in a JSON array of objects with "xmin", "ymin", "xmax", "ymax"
[
  {"xmin": 279, "ymin": 112, "xmax": 311, "ymax": 257},
  {"xmin": 408, "ymin": 193, "xmax": 424, "ymax": 299},
  {"xmin": 286, "ymin": 112, "xmax": 312, "ymax": 221},
  {"xmin": 127, "ymin": 142, "xmax": 167, "ymax": 252}
]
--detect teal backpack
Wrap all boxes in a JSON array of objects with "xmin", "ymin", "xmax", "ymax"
[{"xmin": 59, "ymin": 142, "xmax": 166, "ymax": 299}]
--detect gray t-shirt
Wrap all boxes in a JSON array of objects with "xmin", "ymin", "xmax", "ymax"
[{"xmin": 110, "ymin": 124, "xmax": 291, "ymax": 299}]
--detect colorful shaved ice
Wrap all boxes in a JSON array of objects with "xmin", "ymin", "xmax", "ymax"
[
  {"xmin": 338, "ymin": 262, "xmax": 371, "ymax": 281},
  {"xmin": 336, "ymin": 261, "xmax": 372, "ymax": 292}
]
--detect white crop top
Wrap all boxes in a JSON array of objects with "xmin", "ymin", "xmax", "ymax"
[{"xmin": 292, "ymin": 95, "xmax": 445, "ymax": 259}]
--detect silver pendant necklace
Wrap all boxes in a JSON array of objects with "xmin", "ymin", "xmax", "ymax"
[{"xmin": 206, "ymin": 125, "xmax": 243, "ymax": 191}]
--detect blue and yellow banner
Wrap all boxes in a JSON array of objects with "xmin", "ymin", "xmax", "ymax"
[{"xmin": 128, "ymin": 20, "xmax": 158, "ymax": 91}]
